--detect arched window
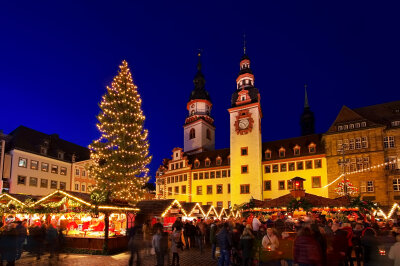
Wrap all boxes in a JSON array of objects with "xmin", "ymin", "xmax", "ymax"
[
  {"xmin": 190, "ymin": 128, "xmax": 196, "ymax": 139},
  {"xmin": 206, "ymin": 129, "xmax": 211, "ymax": 140},
  {"xmin": 194, "ymin": 160, "xmax": 200, "ymax": 168},
  {"xmin": 205, "ymin": 158, "xmax": 211, "ymax": 167},
  {"xmin": 293, "ymin": 145, "xmax": 301, "ymax": 156},
  {"xmin": 279, "ymin": 147, "xmax": 285, "ymax": 158},
  {"xmin": 216, "ymin": 156, "xmax": 222, "ymax": 166}
]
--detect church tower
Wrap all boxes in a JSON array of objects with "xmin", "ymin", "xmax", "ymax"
[
  {"xmin": 300, "ymin": 84, "xmax": 315, "ymax": 136},
  {"xmin": 228, "ymin": 47, "xmax": 263, "ymax": 206},
  {"xmin": 183, "ymin": 53, "xmax": 215, "ymax": 154}
]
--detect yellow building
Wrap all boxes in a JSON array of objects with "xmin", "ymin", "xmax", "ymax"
[{"xmin": 155, "ymin": 51, "xmax": 400, "ymax": 209}]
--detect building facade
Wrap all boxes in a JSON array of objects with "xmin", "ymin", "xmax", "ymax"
[
  {"xmin": 156, "ymin": 51, "xmax": 400, "ymax": 208},
  {"xmin": 2, "ymin": 126, "xmax": 91, "ymax": 196}
]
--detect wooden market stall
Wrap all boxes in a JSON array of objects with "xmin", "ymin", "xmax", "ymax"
[
  {"xmin": 0, "ymin": 193, "xmax": 39, "ymax": 223},
  {"xmin": 31, "ymin": 190, "xmax": 139, "ymax": 253},
  {"xmin": 202, "ymin": 205, "xmax": 220, "ymax": 220},
  {"xmin": 182, "ymin": 202, "xmax": 206, "ymax": 220},
  {"xmin": 136, "ymin": 199, "xmax": 188, "ymax": 231}
]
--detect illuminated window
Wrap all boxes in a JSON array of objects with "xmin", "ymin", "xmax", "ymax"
[
  {"xmin": 361, "ymin": 122, "xmax": 366, "ymax": 127},
  {"xmin": 264, "ymin": 165, "xmax": 271, "ymax": 173},
  {"xmin": 305, "ymin": 160, "xmax": 313, "ymax": 169},
  {"xmin": 174, "ymin": 186, "xmax": 179, "ymax": 195},
  {"xmin": 338, "ymin": 125, "xmax": 343, "ymax": 131},
  {"xmin": 362, "ymin": 137, "xmax": 368, "ymax": 148},
  {"xmin": 280, "ymin": 163, "xmax": 287, "ymax": 172},
  {"xmin": 222, "ymin": 170, "xmax": 227, "ymax": 177},
  {"xmin": 197, "ymin": 186, "xmax": 202, "ymax": 195},
  {"xmin": 18, "ymin": 158, "xmax": 27, "ymax": 168},
  {"xmin": 59, "ymin": 182, "xmax": 66, "ymax": 190},
  {"xmin": 58, "ymin": 152, "xmax": 64, "ymax": 160},
  {"xmin": 207, "ymin": 202, "xmax": 212, "ymax": 206},
  {"xmin": 241, "ymin": 165, "xmax": 248, "ymax": 174},
  {"xmin": 355, "ymin": 123, "xmax": 360, "ymax": 128},
  {"xmin": 272, "ymin": 164, "xmax": 279, "ymax": 173},
  {"xmin": 205, "ymin": 172, "xmax": 209, "ymax": 179},
  {"xmin": 241, "ymin": 147, "xmax": 248, "ymax": 156},
  {"xmin": 264, "ymin": 180, "xmax": 271, "ymax": 191},
  {"xmin": 288, "ymin": 163, "xmax": 295, "ymax": 171},
  {"xmin": 60, "ymin": 167, "xmax": 67, "ymax": 175},
  {"xmin": 205, "ymin": 159, "xmax": 211, "ymax": 167},
  {"xmin": 182, "ymin": 185, "xmax": 186, "ymax": 194},
  {"xmin": 40, "ymin": 147, "xmax": 48, "ymax": 155},
  {"xmin": 194, "ymin": 160, "xmax": 200, "ymax": 168},
  {"xmin": 210, "ymin": 171, "xmax": 215, "ymax": 178},
  {"xmin": 189, "ymin": 128, "xmax": 196, "ymax": 139},
  {"xmin": 265, "ymin": 150, "xmax": 271, "ymax": 159},
  {"xmin": 30, "ymin": 160, "xmax": 38, "ymax": 170},
  {"xmin": 278, "ymin": 181, "xmax": 285, "ymax": 190},
  {"xmin": 349, "ymin": 124, "xmax": 354, "ymax": 129},
  {"xmin": 217, "ymin": 201, "xmax": 223, "ymax": 208},
  {"xmin": 179, "ymin": 175, "xmax": 183, "ymax": 182},
  {"xmin": 175, "ymin": 176, "xmax": 178, "ymax": 182},
  {"xmin": 208, "ymin": 185, "xmax": 214, "ymax": 195},
  {"xmin": 217, "ymin": 184, "xmax": 223, "ymax": 194},
  {"xmin": 216, "ymin": 157, "xmax": 222, "ymax": 165},
  {"xmin": 184, "ymin": 174, "xmax": 187, "ymax": 181},
  {"xmin": 199, "ymin": 172, "xmax": 203, "ymax": 179},
  {"xmin": 240, "ymin": 184, "xmax": 250, "ymax": 194},
  {"xmin": 51, "ymin": 165, "xmax": 58, "ymax": 174},
  {"xmin": 75, "ymin": 184, "xmax": 79, "ymax": 190},
  {"xmin": 312, "ymin": 176, "xmax": 321, "ymax": 188},
  {"xmin": 168, "ymin": 187, "xmax": 172, "ymax": 196},
  {"xmin": 367, "ymin": 181, "xmax": 374, "ymax": 192},
  {"xmin": 216, "ymin": 171, "xmax": 221, "ymax": 178},
  {"xmin": 82, "ymin": 185, "xmax": 85, "ymax": 192},
  {"xmin": 82, "ymin": 170, "xmax": 86, "ymax": 177}
]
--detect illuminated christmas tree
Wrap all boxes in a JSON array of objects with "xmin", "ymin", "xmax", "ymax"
[
  {"xmin": 89, "ymin": 60, "xmax": 151, "ymax": 204},
  {"xmin": 335, "ymin": 178, "xmax": 358, "ymax": 196}
]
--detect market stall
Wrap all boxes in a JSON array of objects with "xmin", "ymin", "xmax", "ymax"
[
  {"xmin": 31, "ymin": 190, "xmax": 139, "ymax": 253},
  {"xmin": 182, "ymin": 202, "xmax": 206, "ymax": 220},
  {"xmin": 136, "ymin": 199, "xmax": 188, "ymax": 231},
  {"xmin": 202, "ymin": 205, "xmax": 220, "ymax": 220},
  {"xmin": 0, "ymin": 193, "xmax": 38, "ymax": 223}
]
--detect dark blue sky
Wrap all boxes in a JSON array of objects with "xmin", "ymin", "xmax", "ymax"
[{"xmin": 1, "ymin": 1, "xmax": 399, "ymax": 182}]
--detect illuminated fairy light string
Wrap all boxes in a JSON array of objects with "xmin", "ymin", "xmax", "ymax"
[
  {"xmin": 89, "ymin": 60, "xmax": 152, "ymax": 203},
  {"xmin": 0, "ymin": 194, "xmax": 27, "ymax": 207},
  {"xmin": 322, "ymin": 158, "xmax": 399, "ymax": 189}
]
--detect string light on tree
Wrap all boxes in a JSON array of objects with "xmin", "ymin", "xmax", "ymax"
[{"xmin": 89, "ymin": 60, "xmax": 152, "ymax": 204}]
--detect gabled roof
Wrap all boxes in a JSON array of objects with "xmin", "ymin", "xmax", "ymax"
[
  {"xmin": 326, "ymin": 101, "xmax": 400, "ymax": 133},
  {"xmin": 262, "ymin": 134, "xmax": 324, "ymax": 161},
  {"xmin": 8, "ymin": 126, "xmax": 90, "ymax": 162}
]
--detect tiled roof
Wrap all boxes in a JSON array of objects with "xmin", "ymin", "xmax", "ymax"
[
  {"xmin": 262, "ymin": 134, "xmax": 324, "ymax": 161},
  {"xmin": 186, "ymin": 148, "xmax": 230, "ymax": 170},
  {"xmin": 8, "ymin": 126, "xmax": 90, "ymax": 162}
]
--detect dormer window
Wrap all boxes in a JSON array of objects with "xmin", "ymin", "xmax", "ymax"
[
  {"xmin": 293, "ymin": 145, "xmax": 301, "ymax": 156},
  {"xmin": 308, "ymin": 143, "xmax": 316, "ymax": 153},
  {"xmin": 241, "ymin": 95, "xmax": 246, "ymax": 101},
  {"xmin": 361, "ymin": 122, "xmax": 366, "ymax": 127},
  {"xmin": 349, "ymin": 124, "xmax": 354, "ymax": 129},
  {"xmin": 194, "ymin": 160, "xmax": 200, "ymax": 168},
  {"xmin": 58, "ymin": 151, "xmax": 64, "ymax": 160},
  {"xmin": 338, "ymin": 125, "xmax": 343, "ymax": 131},
  {"xmin": 279, "ymin": 147, "xmax": 285, "ymax": 158},
  {"xmin": 40, "ymin": 147, "xmax": 48, "ymax": 155},
  {"xmin": 205, "ymin": 158, "xmax": 211, "ymax": 167},
  {"xmin": 343, "ymin": 125, "xmax": 348, "ymax": 130},
  {"xmin": 265, "ymin": 150, "xmax": 271, "ymax": 160},
  {"xmin": 216, "ymin": 157, "xmax": 222, "ymax": 166}
]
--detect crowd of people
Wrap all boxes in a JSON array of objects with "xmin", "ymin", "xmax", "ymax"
[
  {"xmin": 128, "ymin": 213, "xmax": 400, "ymax": 266},
  {"xmin": 0, "ymin": 219, "xmax": 64, "ymax": 265}
]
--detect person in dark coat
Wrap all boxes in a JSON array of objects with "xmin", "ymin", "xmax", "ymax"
[
  {"xmin": 294, "ymin": 227, "xmax": 323, "ymax": 266},
  {"xmin": 239, "ymin": 228, "xmax": 254, "ymax": 266},
  {"xmin": 183, "ymin": 221, "xmax": 191, "ymax": 249},
  {"xmin": 310, "ymin": 223, "xmax": 327, "ymax": 265},
  {"xmin": 361, "ymin": 228, "xmax": 380, "ymax": 266},
  {"xmin": 188, "ymin": 221, "xmax": 196, "ymax": 248},
  {"xmin": 128, "ymin": 221, "xmax": 144, "ymax": 266},
  {"xmin": 210, "ymin": 222, "xmax": 217, "ymax": 259},
  {"xmin": 216, "ymin": 222, "xmax": 232, "ymax": 266},
  {"xmin": 46, "ymin": 224, "xmax": 59, "ymax": 259},
  {"xmin": 2, "ymin": 223, "xmax": 19, "ymax": 266},
  {"xmin": 15, "ymin": 221, "xmax": 27, "ymax": 260}
]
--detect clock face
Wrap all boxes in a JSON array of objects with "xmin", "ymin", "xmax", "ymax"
[{"xmin": 239, "ymin": 118, "xmax": 249, "ymax": 129}]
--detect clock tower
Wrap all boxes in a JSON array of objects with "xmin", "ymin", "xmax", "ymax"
[
  {"xmin": 228, "ymin": 50, "xmax": 263, "ymax": 206},
  {"xmin": 183, "ymin": 53, "xmax": 215, "ymax": 154}
]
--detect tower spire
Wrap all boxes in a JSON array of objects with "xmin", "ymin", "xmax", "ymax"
[
  {"xmin": 304, "ymin": 83, "xmax": 309, "ymax": 108},
  {"xmin": 243, "ymin": 33, "xmax": 246, "ymax": 55}
]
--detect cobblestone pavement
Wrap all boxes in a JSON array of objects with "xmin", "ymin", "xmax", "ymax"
[{"xmin": 15, "ymin": 247, "xmax": 218, "ymax": 266}]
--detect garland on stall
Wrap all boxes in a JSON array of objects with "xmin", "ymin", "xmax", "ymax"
[
  {"xmin": 349, "ymin": 195, "xmax": 377, "ymax": 214},
  {"xmin": 287, "ymin": 198, "xmax": 312, "ymax": 212},
  {"xmin": 0, "ymin": 200, "xmax": 25, "ymax": 214},
  {"xmin": 30, "ymin": 197, "xmax": 92, "ymax": 214}
]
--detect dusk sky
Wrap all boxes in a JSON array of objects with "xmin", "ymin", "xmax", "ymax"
[{"xmin": 1, "ymin": 1, "xmax": 399, "ymax": 182}]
